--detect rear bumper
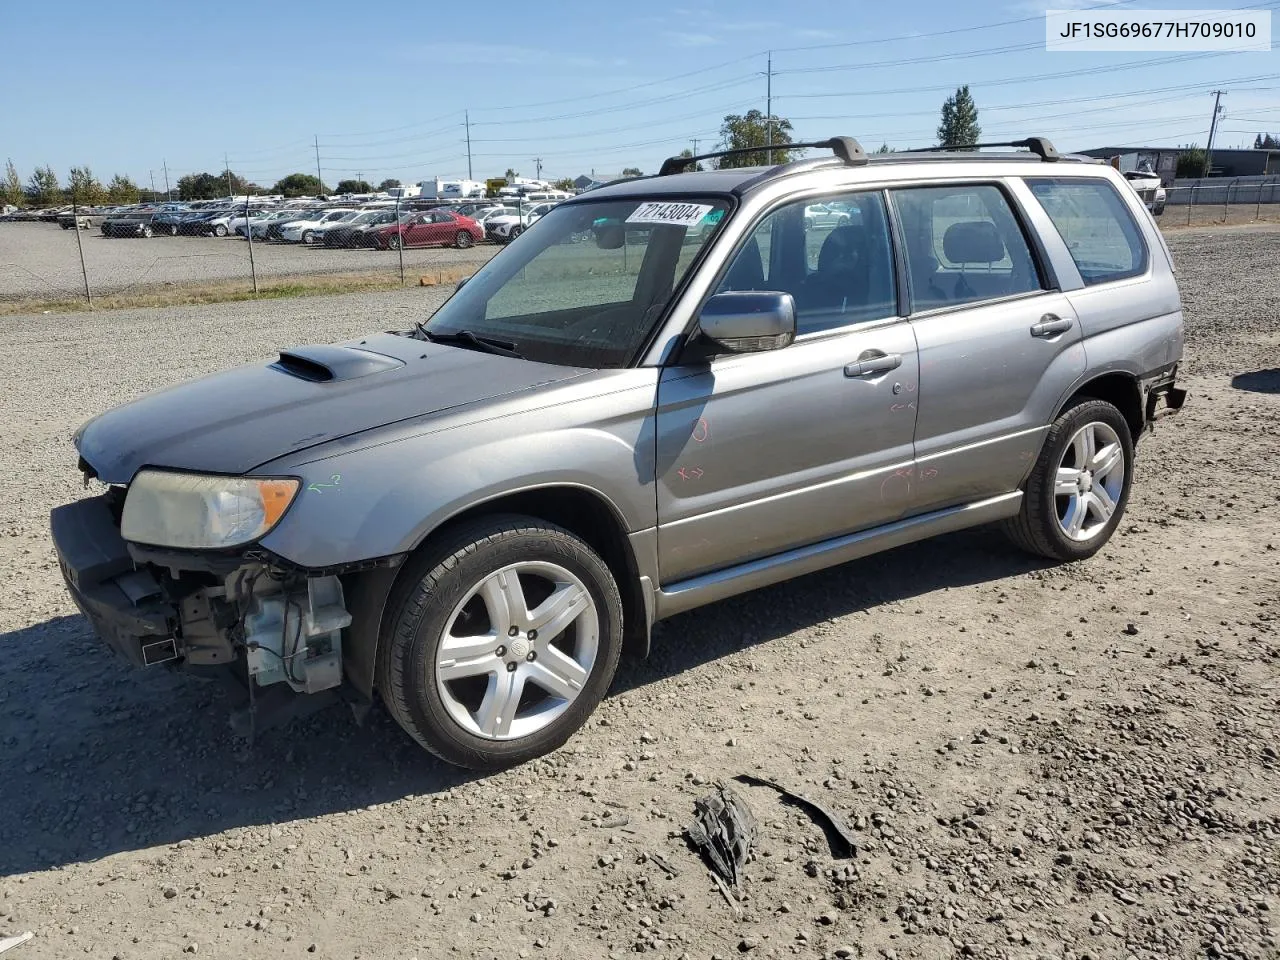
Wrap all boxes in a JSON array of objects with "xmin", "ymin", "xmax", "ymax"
[
  {"xmin": 1143, "ymin": 365, "xmax": 1187, "ymax": 425},
  {"xmin": 50, "ymin": 495, "xmax": 177, "ymax": 668}
]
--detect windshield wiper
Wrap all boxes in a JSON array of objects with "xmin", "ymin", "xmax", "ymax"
[{"xmin": 417, "ymin": 325, "xmax": 524, "ymax": 360}]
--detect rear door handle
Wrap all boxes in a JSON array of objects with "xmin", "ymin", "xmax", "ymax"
[
  {"xmin": 844, "ymin": 352, "xmax": 903, "ymax": 378},
  {"xmin": 1031, "ymin": 314, "xmax": 1074, "ymax": 338}
]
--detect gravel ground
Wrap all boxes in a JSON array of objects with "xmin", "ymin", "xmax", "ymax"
[
  {"xmin": 0, "ymin": 222, "xmax": 495, "ymax": 302},
  {"xmin": 1, "ymin": 226, "xmax": 1278, "ymax": 960}
]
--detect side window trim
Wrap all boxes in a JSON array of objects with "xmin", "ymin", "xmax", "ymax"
[{"xmin": 887, "ymin": 179, "xmax": 1053, "ymax": 317}]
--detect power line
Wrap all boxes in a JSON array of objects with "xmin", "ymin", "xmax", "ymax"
[{"xmin": 775, "ymin": 51, "xmax": 1233, "ymax": 100}]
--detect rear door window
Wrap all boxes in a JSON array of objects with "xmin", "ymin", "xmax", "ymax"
[
  {"xmin": 1025, "ymin": 178, "xmax": 1148, "ymax": 286},
  {"xmin": 890, "ymin": 184, "xmax": 1044, "ymax": 312}
]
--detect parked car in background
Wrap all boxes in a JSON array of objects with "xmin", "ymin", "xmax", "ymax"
[
  {"xmin": 803, "ymin": 202, "xmax": 852, "ymax": 230},
  {"xmin": 101, "ymin": 209, "xmax": 160, "ymax": 238},
  {"xmin": 371, "ymin": 210, "xmax": 484, "ymax": 250},
  {"xmin": 321, "ymin": 210, "xmax": 402, "ymax": 247},
  {"xmin": 59, "ymin": 207, "xmax": 113, "ymax": 230},
  {"xmin": 484, "ymin": 201, "xmax": 556, "ymax": 243},
  {"xmin": 242, "ymin": 209, "xmax": 311, "ymax": 239},
  {"xmin": 1122, "ymin": 170, "xmax": 1166, "ymax": 216},
  {"xmin": 152, "ymin": 207, "xmax": 197, "ymax": 235},
  {"xmin": 279, "ymin": 209, "xmax": 360, "ymax": 244},
  {"xmin": 173, "ymin": 209, "xmax": 226, "ymax": 235}
]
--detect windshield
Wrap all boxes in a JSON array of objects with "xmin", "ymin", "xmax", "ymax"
[{"xmin": 422, "ymin": 196, "xmax": 730, "ymax": 368}]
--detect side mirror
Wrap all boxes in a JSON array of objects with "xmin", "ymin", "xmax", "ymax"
[{"xmin": 697, "ymin": 291, "xmax": 796, "ymax": 354}]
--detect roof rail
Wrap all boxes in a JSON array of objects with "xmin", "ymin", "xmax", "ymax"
[
  {"xmin": 658, "ymin": 136, "xmax": 868, "ymax": 176},
  {"xmin": 898, "ymin": 137, "xmax": 1060, "ymax": 161}
]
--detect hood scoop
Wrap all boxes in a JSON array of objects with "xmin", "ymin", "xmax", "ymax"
[{"xmin": 271, "ymin": 344, "xmax": 405, "ymax": 383}]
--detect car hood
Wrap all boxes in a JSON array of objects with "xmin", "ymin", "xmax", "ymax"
[{"xmin": 75, "ymin": 333, "xmax": 590, "ymax": 483}]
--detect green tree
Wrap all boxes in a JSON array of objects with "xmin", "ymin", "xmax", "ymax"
[
  {"xmin": 335, "ymin": 178, "xmax": 373, "ymax": 194},
  {"xmin": 504, "ymin": 167, "xmax": 519, "ymax": 179},
  {"xmin": 272, "ymin": 173, "xmax": 327, "ymax": 197},
  {"xmin": 875, "ymin": 143, "xmax": 896, "ymax": 154},
  {"xmin": 67, "ymin": 166, "xmax": 106, "ymax": 206},
  {"xmin": 25, "ymin": 165, "xmax": 61, "ymax": 207},
  {"xmin": 179, "ymin": 170, "xmax": 256, "ymax": 199},
  {"xmin": 937, "ymin": 85, "xmax": 981, "ymax": 148},
  {"xmin": 106, "ymin": 174, "xmax": 140, "ymax": 204},
  {"xmin": 675, "ymin": 148, "xmax": 705, "ymax": 172},
  {"xmin": 715, "ymin": 109, "xmax": 796, "ymax": 168},
  {"xmin": 1255, "ymin": 133, "xmax": 1280, "ymax": 149},
  {"xmin": 551, "ymin": 177, "xmax": 575, "ymax": 191},
  {"xmin": 1, "ymin": 159, "xmax": 21, "ymax": 207},
  {"xmin": 377, "ymin": 178, "xmax": 401, "ymax": 191},
  {"xmin": 621, "ymin": 166, "xmax": 643, "ymax": 177},
  {"xmin": 1176, "ymin": 144, "xmax": 1207, "ymax": 178}
]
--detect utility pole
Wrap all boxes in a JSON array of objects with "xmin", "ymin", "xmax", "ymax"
[
  {"xmin": 765, "ymin": 50, "xmax": 773, "ymax": 165},
  {"xmin": 315, "ymin": 134, "xmax": 323, "ymax": 196},
  {"xmin": 533, "ymin": 157, "xmax": 543, "ymax": 180},
  {"xmin": 1203, "ymin": 90, "xmax": 1226, "ymax": 178},
  {"xmin": 225, "ymin": 153, "xmax": 233, "ymax": 200},
  {"xmin": 465, "ymin": 110, "xmax": 473, "ymax": 180},
  {"xmin": 150, "ymin": 170, "xmax": 156, "ymax": 202},
  {"xmin": 162, "ymin": 159, "xmax": 170, "ymax": 200}
]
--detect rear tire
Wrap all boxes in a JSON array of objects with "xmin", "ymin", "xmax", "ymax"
[
  {"xmin": 386, "ymin": 234, "xmax": 402, "ymax": 250},
  {"xmin": 455, "ymin": 230, "xmax": 473, "ymax": 249},
  {"xmin": 376, "ymin": 515, "xmax": 624, "ymax": 770},
  {"xmin": 169, "ymin": 224, "xmax": 179, "ymax": 236},
  {"xmin": 141, "ymin": 225, "xmax": 153, "ymax": 238},
  {"xmin": 1002, "ymin": 398, "xmax": 1134, "ymax": 562},
  {"xmin": 214, "ymin": 223, "xmax": 228, "ymax": 237},
  {"xmin": 301, "ymin": 230, "xmax": 314, "ymax": 244}
]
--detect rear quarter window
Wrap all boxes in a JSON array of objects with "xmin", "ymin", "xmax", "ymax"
[{"xmin": 1025, "ymin": 178, "xmax": 1148, "ymax": 286}]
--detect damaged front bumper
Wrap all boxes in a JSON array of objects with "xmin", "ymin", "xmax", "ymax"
[{"xmin": 50, "ymin": 494, "xmax": 352, "ymax": 694}]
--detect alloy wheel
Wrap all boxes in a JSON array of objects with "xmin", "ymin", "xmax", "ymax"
[
  {"xmin": 1055, "ymin": 421, "xmax": 1125, "ymax": 542},
  {"xmin": 433, "ymin": 561, "xmax": 599, "ymax": 741}
]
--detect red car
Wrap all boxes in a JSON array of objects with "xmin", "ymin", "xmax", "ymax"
[{"xmin": 373, "ymin": 211, "xmax": 484, "ymax": 250}]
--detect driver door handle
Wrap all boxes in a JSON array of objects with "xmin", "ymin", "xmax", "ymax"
[
  {"xmin": 1031, "ymin": 314, "xmax": 1073, "ymax": 338},
  {"xmin": 844, "ymin": 352, "xmax": 903, "ymax": 378}
]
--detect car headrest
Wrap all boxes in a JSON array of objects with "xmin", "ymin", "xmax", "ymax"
[
  {"xmin": 816, "ymin": 224, "xmax": 868, "ymax": 274},
  {"xmin": 942, "ymin": 220, "xmax": 1006, "ymax": 265}
]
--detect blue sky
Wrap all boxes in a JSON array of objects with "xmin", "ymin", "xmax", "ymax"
[{"xmin": 2, "ymin": 0, "xmax": 1276, "ymax": 190}]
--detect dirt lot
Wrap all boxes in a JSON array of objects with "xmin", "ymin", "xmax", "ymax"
[
  {"xmin": 0, "ymin": 222, "xmax": 496, "ymax": 303},
  {"xmin": 1, "ymin": 225, "xmax": 1278, "ymax": 960}
]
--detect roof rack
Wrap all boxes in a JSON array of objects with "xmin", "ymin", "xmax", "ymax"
[
  {"xmin": 658, "ymin": 136, "xmax": 868, "ymax": 176},
  {"xmin": 897, "ymin": 137, "xmax": 1060, "ymax": 162}
]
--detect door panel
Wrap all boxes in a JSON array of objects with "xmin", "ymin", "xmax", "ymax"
[
  {"xmin": 656, "ymin": 323, "xmax": 919, "ymax": 583},
  {"xmin": 909, "ymin": 292, "xmax": 1084, "ymax": 511}
]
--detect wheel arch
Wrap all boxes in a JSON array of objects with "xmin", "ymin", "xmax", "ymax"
[
  {"xmin": 1055, "ymin": 371, "xmax": 1144, "ymax": 445},
  {"xmin": 342, "ymin": 483, "xmax": 651, "ymax": 701}
]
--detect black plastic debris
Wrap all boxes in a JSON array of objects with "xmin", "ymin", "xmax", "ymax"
[
  {"xmin": 734, "ymin": 773, "xmax": 858, "ymax": 858},
  {"xmin": 685, "ymin": 780, "xmax": 758, "ymax": 890}
]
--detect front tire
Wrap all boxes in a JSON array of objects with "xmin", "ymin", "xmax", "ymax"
[
  {"xmin": 213, "ymin": 223, "xmax": 228, "ymax": 237},
  {"xmin": 141, "ymin": 225, "xmax": 153, "ymax": 238},
  {"xmin": 1002, "ymin": 398, "xmax": 1134, "ymax": 562},
  {"xmin": 377, "ymin": 515, "xmax": 624, "ymax": 770},
  {"xmin": 386, "ymin": 234, "xmax": 402, "ymax": 250}
]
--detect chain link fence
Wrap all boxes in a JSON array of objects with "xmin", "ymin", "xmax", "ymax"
[
  {"xmin": 2, "ymin": 178, "xmax": 1278, "ymax": 312},
  {"xmin": 1162, "ymin": 175, "xmax": 1280, "ymax": 228},
  {"xmin": 0, "ymin": 194, "xmax": 505, "ymax": 312}
]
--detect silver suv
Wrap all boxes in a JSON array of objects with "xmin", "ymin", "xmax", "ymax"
[{"xmin": 52, "ymin": 136, "xmax": 1186, "ymax": 769}]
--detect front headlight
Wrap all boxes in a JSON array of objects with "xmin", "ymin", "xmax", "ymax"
[{"xmin": 120, "ymin": 470, "xmax": 299, "ymax": 550}]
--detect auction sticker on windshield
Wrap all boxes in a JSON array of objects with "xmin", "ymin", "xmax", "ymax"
[{"xmin": 626, "ymin": 202, "xmax": 714, "ymax": 227}]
